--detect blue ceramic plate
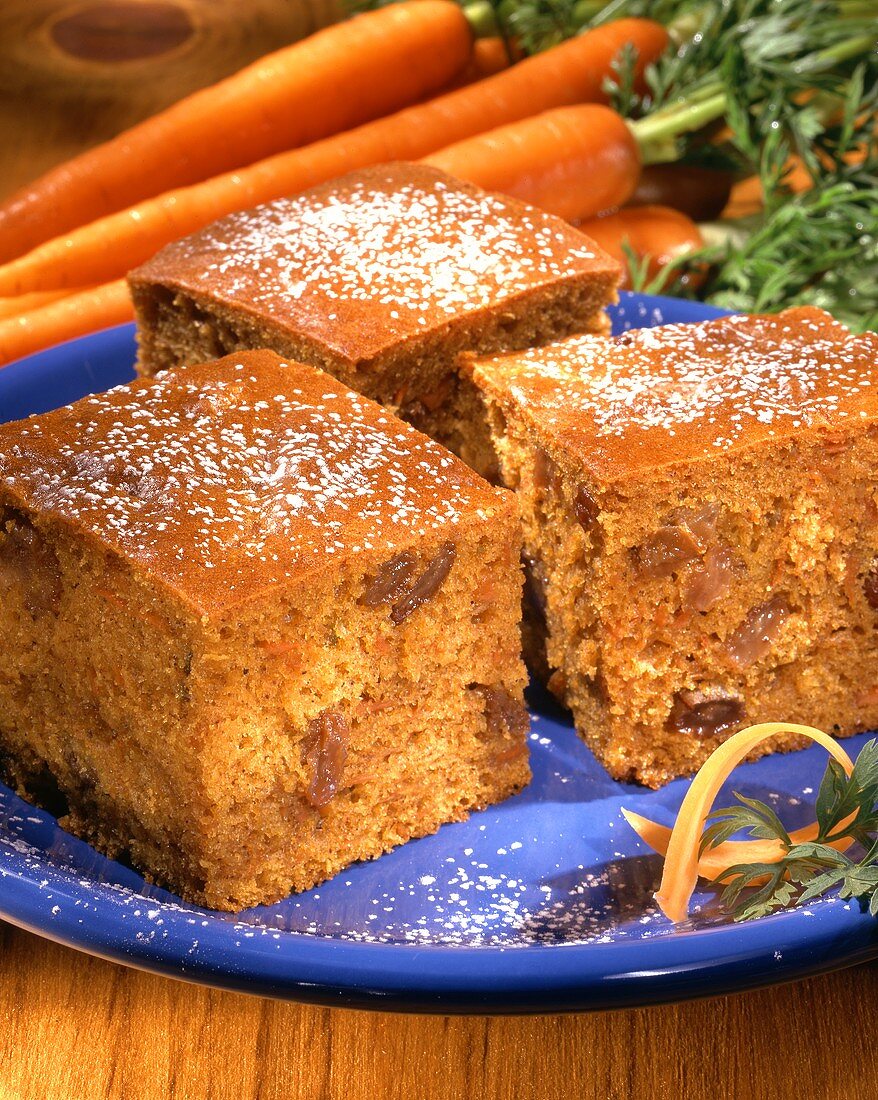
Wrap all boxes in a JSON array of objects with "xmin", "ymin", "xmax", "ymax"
[{"xmin": 0, "ymin": 293, "xmax": 876, "ymax": 1013}]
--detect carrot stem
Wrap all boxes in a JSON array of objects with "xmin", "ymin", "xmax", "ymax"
[
  {"xmin": 463, "ymin": 0, "xmax": 500, "ymax": 38},
  {"xmin": 631, "ymin": 89, "xmax": 727, "ymax": 165},
  {"xmin": 796, "ymin": 31, "xmax": 878, "ymax": 73},
  {"xmin": 630, "ymin": 25, "xmax": 876, "ymax": 165}
]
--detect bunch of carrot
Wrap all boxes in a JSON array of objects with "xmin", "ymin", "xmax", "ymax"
[{"xmin": 0, "ymin": 1, "xmax": 673, "ymax": 366}]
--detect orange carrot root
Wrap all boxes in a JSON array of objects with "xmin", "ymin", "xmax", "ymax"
[
  {"xmin": 446, "ymin": 36, "xmax": 514, "ymax": 88},
  {"xmin": 0, "ymin": 18, "xmax": 669, "ymax": 295},
  {"xmin": 424, "ymin": 104, "xmax": 641, "ymax": 222},
  {"xmin": 0, "ymin": 280, "xmax": 132, "ymax": 367},
  {"xmin": 0, "ymin": 289, "xmax": 77, "ymax": 321},
  {"xmin": 471, "ymin": 36, "xmax": 515, "ymax": 75},
  {"xmin": 622, "ymin": 723, "xmax": 856, "ymax": 923},
  {"xmin": 0, "ymin": 1, "xmax": 475, "ymax": 262},
  {"xmin": 578, "ymin": 205, "xmax": 704, "ymax": 288}
]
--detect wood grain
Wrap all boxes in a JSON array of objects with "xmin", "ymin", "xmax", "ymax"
[
  {"xmin": 0, "ymin": 921, "xmax": 875, "ymax": 1100},
  {"xmin": 0, "ymin": 0, "xmax": 343, "ymax": 200}
]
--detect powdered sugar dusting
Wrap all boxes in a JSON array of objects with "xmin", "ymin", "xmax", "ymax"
[
  {"xmin": 137, "ymin": 165, "xmax": 610, "ymax": 360},
  {"xmin": 475, "ymin": 308, "xmax": 878, "ymax": 476},
  {"xmin": 0, "ymin": 352, "xmax": 505, "ymax": 612}
]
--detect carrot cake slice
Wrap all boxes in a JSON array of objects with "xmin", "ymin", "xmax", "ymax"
[
  {"xmin": 0, "ymin": 350, "xmax": 529, "ymax": 909},
  {"xmin": 467, "ymin": 307, "xmax": 878, "ymax": 786},
  {"xmin": 128, "ymin": 162, "xmax": 620, "ymax": 477}
]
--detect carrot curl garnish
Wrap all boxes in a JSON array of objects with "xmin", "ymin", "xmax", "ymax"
[{"xmin": 622, "ymin": 723, "xmax": 855, "ymax": 923}]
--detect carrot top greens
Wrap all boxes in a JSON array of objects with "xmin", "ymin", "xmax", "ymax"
[
  {"xmin": 605, "ymin": 0, "xmax": 878, "ymax": 329},
  {"xmin": 628, "ymin": 60, "xmax": 878, "ymax": 331},
  {"xmin": 590, "ymin": 0, "xmax": 877, "ymax": 329}
]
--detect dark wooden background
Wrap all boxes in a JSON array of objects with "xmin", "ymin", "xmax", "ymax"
[{"xmin": 0, "ymin": 0, "xmax": 343, "ymax": 196}]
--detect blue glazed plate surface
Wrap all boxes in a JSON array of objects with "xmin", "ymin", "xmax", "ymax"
[{"xmin": 0, "ymin": 292, "xmax": 875, "ymax": 1013}]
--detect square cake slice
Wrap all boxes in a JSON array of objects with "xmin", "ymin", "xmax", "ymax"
[
  {"xmin": 0, "ymin": 350, "xmax": 529, "ymax": 909},
  {"xmin": 128, "ymin": 162, "xmax": 620, "ymax": 477},
  {"xmin": 467, "ymin": 307, "xmax": 878, "ymax": 787}
]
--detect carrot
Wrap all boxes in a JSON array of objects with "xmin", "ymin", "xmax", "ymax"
[
  {"xmin": 722, "ymin": 146, "xmax": 864, "ymax": 220},
  {"xmin": 621, "ymin": 723, "xmax": 856, "ymax": 924},
  {"xmin": 578, "ymin": 205, "xmax": 704, "ymax": 287},
  {"xmin": 470, "ymin": 35, "xmax": 516, "ymax": 75},
  {"xmin": 0, "ymin": 281, "xmax": 132, "ymax": 367},
  {"xmin": 621, "ymin": 809, "xmax": 855, "ymax": 884},
  {"xmin": 0, "ymin": 18, "xmax": 669, "ymax": 296},
  {"xmin": 722, "ymin": 175, "xmax": 765, "ymax": 221},
  {"xmin": 0, "ymin": 1, "xmax": 475, "ymax": 263},
  {"xmin": 0, "ymin": 289, "xmax": 75, "ymax": 321},
  {"xmin": 446, "ymin": 36, "xmax": 514, "ymax": 88},
  {"xmin": 424, "ymin": 104, "xmax": 641, "ymax": 222},
  {"xmin": 723, "ymin": 157, "xmax": 814, "ymax": 220}
]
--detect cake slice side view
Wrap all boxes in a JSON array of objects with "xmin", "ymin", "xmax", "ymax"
[
  {"xmin": 128, "ymin": 162, "xmax": 620, "ymax": 478},
  {"xmin": 0, "ymin": 350, "xmax": 529, "ymax": 909},
  {"xmin": 469, "ymin": 307, "xmax": 878, "ymax": 787}
]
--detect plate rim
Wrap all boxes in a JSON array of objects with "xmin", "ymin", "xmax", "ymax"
[{"xmin": 1, "ymin": 829, "xmax": 876, "ymax": 1013}]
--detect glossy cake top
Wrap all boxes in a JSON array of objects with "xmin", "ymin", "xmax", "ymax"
[
  {"xmin": 129, "ymin": 163, "xmax": 619, "ymax": 363},
  {"xmin": 470, "ymin": 307, "xmax": 878, "ymax": 480},
  {"xmin": 0, "ymin": 351, "xmax": 512, "ymax": 614}
]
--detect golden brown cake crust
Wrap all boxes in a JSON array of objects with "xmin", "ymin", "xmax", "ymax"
[
  {"xmin": 0, "ymin": 349, "xmax": 515, "ymax": 616},
  {"xmin": 470, "ymin": 307, "xmax": 877, "ymax": 481},
  {"xmin": 128, "ymin": 162, "xmax": 620, "ymax": 368}
]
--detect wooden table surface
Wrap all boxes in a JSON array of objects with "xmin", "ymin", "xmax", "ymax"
[
  {"xmin": 2, "ymin": 14, "xmax": 877, "ymax": 1100},
  {"xmin": 0, "ymin": 919, "xmax": 875, "ymax": 1100},
  {"xmin": 0, "ymin": 0, "xmax": 343, "ymax": 196}
]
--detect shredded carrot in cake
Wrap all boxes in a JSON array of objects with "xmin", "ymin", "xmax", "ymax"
[{"xmin": 622, "ymin": 723, "xmax": 856, "ymax": 923}]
